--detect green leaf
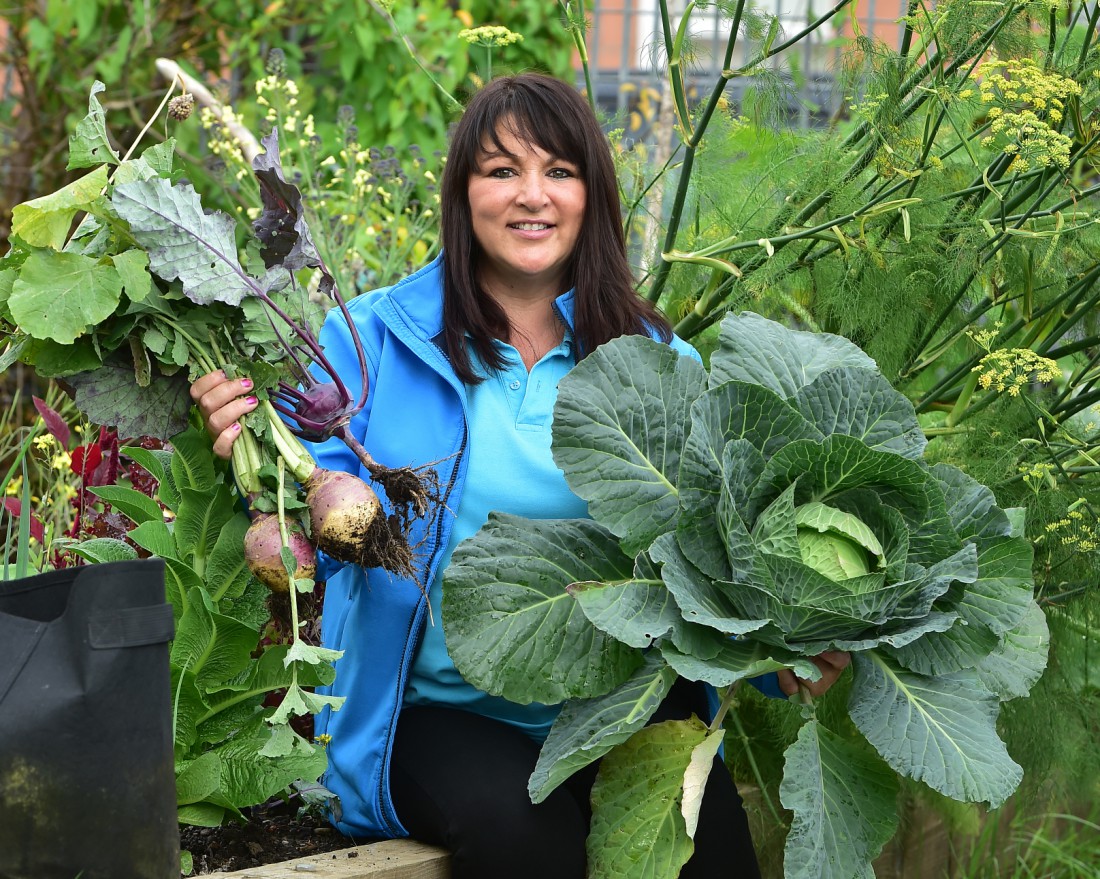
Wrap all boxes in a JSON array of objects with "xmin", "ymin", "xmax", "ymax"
[
  {"xmin": 284, "ymin": 640, "xmax": 344, "ymax": 667},
  {"xmin": 164, "ymin": 559, "xmax": 207, "ymax": 622},
  {"xmin": 129, "ymin": 519, "xmax": 177, "ymax": 559},
  {"xmin": 175, "ymin": 751, "xmax": 222, "ymax": 806},
  {"xmin": 268, "ymin": 682, "xmax": 345, "ymax": 724},
  {"xmin": 529, "ymin": 654, "xmax": 677, "ymax": 803},
  {"xmin": 65, "ymin": 537, "xmax": 138, "ymax": 564},
  {"xmin": 952, "ymin": 537, "xmax": 1034, "ymax": 637},
  {"xmin": 552, "ymin": 335, "xmax": 707, "ymax": 555},
  {"xmin": 174, "ymin": 484, "xmax": 235, "ymax": 570},
  {"xmin": 205, "ymin": 513, "xmax": 255, "ymax": 602},
  {"xmin": 677, "ymin": 439, "xmax": 761, "ymax": 583},
  {"xmin": 795, "ymin": 366, "xmax": 926, "ymax": 460},
  {"xmin": 171, "ymin": 587, "xmax": 259, "ymax": 692},
  {"xmin": 10, "ymin": 165, "xmax": 109, "ymax": 249},
  {"xmin": 659, "ymin": 636, "xmax": 819, "ymax": 687},
  {"xmin": 750, "ymin": 482, "xmax": 801, "ymax": 560},
  {"xmin": 170, "ymin": 428, "xmax": 218, "ymax": 492},
  {"xmin": 587, "ymin": 719, "xmax": 707, "ymax": 879},
  {"xmin": 9, "ymin": 251, "xmax": 122, "ymax": 344},
  {"xmin": 208, "ymin": 714, "xmax": 327, "ymax": 809},
  {"xmin": 112, "ymin": 177, "xmax": 256, "ymax": 306},
  {"xmin": 121, "ymin": 444, "xmax": 171, "ymax": 485},
  {"xmin": 710, "ymin": 312, "xmax": 876, "ymax": 398},
  {"xmin": 849, "ymin": 652, "xmax": 1022, "ymax": 807},
  {"xmin": 68, "ymin": 81, "xmax": 120, "ymax": 169},
  {"xmin": 929, "ymin": 463, "xmax": 1011, "ymax": 542},
  {"xmin": 751, "ymin": 435, "xmax": 931, "ymax": 524},
  {"xmin": 570, "ymin": 554, "xmax": 685, "ymax": 648},
  {"xmin": 650, "ymin": 532, "xmax": 770, "ymax": 636},
  {"xmin": 442, "ymin": 514, "xmax": 644, "ymax": 704},
  {"xmin": 973, "ymin": 602, "xmax": 1049, "ymax": 701},
  {"xmin": 67, "ymin": 364, "xmax": 192, "ymax": 440},
  {"xmin": 738, "ymin": 554, "xmax": 895, "ymax": 645},
  {"xmin": 89, "ymin": 484, "xmax": 164, "ymax": 525},
  {"xmin": 779, "ymin": 719, "xmax": 899, "ymax": 879},
  {"xmin": 113, "ymin": 249, "xmax": 152, "ymax": 303},
  {"xmin": 678, "ymin": 382, "xmax": 820, "ymax": 580},
  {"xmin": 20, "ymin": 336, "xmax": 103, "ymax": 377},
  {"xmin": 177, "ymin": 802, "xmax": 226, "ymax": 827}
]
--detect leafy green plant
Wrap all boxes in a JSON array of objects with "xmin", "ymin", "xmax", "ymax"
[
  {"xmin": 580, "ymin": 0, "xmax": 1100, "ymax": 848},
  {"xmin": 1, "ymin": 79, "xmax": 437, "ymax": 583},
  {"xmin": 441, "ymin": 313, "xmax": 1048, "ymax": 879},
  {"xmin": 64, "ymin": 424, "xmax": 339, "ymax": 826}
]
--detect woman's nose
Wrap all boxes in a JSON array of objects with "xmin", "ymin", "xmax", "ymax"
[{"xmin": 516, "ymin": 173, "xmax": 548, "ymax": 209}]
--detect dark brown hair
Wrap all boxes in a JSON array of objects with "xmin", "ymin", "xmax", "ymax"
[{"xmin": 439, "ymin": 73, "xmax": 672, "ymax": 383}]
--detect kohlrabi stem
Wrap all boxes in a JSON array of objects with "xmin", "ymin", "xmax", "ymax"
[
  {"xmin": 262, "ymin": 401, "xmax": 316, "ymax": 483},
  {"xmin": 277, "ymin": 456, "xmax": 303, "ymax": 648}
]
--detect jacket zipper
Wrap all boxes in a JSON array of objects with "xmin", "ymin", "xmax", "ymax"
[{"xmin": 377, "ymin": 338, "xmax": 469, "ymax": 837}]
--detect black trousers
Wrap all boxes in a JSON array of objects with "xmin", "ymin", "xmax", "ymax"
[{"xmin": 389, "ymin": 680, "xmax": 763, "ymax": 879}]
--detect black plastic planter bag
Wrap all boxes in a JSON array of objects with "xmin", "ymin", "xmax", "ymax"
[{"xmin": 0, "ymin": 559, "xmax": 178, "ymax": 879}]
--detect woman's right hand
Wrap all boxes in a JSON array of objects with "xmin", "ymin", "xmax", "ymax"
[{"xmin": 190, "ymin": 370, "xmax": 259, "ymax": 460}]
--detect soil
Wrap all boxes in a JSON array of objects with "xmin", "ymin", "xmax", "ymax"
[{"xmin": 180, "ymin": 798, "xmax": 356, "ymax": 874}]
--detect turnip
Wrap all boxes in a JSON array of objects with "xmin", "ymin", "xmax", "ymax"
[
  {"xmin": 243, "ymin": 513, "xmax": 316, "ymax": 593},
  {"xmin": 261, "ymin": 403, "xmax": 416, "ymax": 577}
]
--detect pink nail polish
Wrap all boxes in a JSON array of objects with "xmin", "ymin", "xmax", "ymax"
[
  {"xmin": 241, "ymin": 378, "xmax": 253, "ymax": 390},
  {"xmin": 232, "ymin": 423, "xmax": 241, "ymax": 432},
  {"xmin": 246, "ymin": 396, "xmax": 258, "ymax": 405}
]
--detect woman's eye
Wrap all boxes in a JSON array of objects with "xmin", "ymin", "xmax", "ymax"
[
  {"xmin": 549, "ymin": 168, "xmax": 575, "ymax": 179},
  {"xmin": 488, "ymin": 167, "xmax": 515, "ymax": 178}
]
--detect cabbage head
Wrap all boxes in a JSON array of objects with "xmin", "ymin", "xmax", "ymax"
[{"xmin": 442, "ymin": 313, "xmax": 1048, "ymax": 879}]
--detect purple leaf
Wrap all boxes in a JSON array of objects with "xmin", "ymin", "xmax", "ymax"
[
  {"xmin": 33, "ymin": 396, "xmax": 71, "ymax": 447},
  {"xmin": 2, "ymin": 498, "xmax": 45, "ymax": 544},
  {"xmin": 253, "ymin": 130, "xmax": 327, "ymax": 277}
]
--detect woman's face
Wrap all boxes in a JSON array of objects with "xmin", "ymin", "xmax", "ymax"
[{"xmin": 467, "ymin": 124, "xmax": 586, "ymax": 300}]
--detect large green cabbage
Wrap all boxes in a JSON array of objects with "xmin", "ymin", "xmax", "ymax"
[{"xmin": 442, "ymin": 313, "xmax": 1048, "ymax": 879}]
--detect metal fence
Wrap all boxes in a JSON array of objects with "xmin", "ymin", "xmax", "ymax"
[{"xmin": 580, "ymin": 0, "xmax": 910, "ymax": 129}]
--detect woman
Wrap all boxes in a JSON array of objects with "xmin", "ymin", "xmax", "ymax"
[{"xmin": 192, "ymin": 73, "xmax": 848, "ymax": 877}]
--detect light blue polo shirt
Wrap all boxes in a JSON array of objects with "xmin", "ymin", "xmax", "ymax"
[{"xmin": 403, "ymin": 331, "xmax": 588, "ymax": 741}]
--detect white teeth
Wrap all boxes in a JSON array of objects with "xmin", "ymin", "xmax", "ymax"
[{"xmin": 511, "ymin": 223, "xmax": 550, "ymax": 230}]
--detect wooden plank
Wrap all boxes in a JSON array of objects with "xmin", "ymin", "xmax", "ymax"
[{"xmin": 218, "ymin": 839, "xmax": 451, "ymax": 879}]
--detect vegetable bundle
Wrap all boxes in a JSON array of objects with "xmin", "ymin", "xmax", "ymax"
[
  {"xmin": 0, "ymin": 82, "xmax": 437, "ymax": 585},
  {"xmin": 442, "ymin": 312, "xmax": 1049, "ymax": 879}
]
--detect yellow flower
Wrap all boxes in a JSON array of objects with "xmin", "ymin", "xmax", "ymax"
[{"xmin": 458, "ymin": 25, "xmax": 524, "ymax": 47}]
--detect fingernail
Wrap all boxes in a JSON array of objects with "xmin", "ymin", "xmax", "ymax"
[
  {"xmin": 232, "ymin": 423, "xmax": 241, "ymax": 432},
  {"xmin": 246, "ymin": 396, "xmax": 258, "ymax": 405},
  {"xmin": 240, "ymin": 378, "xmax": 253, "ymax": 389}
]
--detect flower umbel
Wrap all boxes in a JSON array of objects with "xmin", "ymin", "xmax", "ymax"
[
  {"xmin": 977, "ymin": 57, "xmax": 1081, "ymax": 171},
  {"xmin": 458, "ymin": 25, "xmax": 525, "ymax": 47},
  {"xmin": 973, "ymin": 348, "xmax": 1061, "ymax": 396}
]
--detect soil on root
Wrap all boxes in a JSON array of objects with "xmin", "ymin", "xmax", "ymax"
[{"xmin": 181, "ymin": 798, "xmax": 357, "ymax": 874}]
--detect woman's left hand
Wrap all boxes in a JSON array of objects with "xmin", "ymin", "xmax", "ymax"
[{"xmin": 777, "ymin": 650, "xmax": 851, "ymax": 698}]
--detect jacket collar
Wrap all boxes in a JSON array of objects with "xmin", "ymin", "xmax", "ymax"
[{"xmin": 378, "ymin": 252, "xmax": 578, "ymax": 344}]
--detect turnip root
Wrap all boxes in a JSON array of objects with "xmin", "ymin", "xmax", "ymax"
[
  {"xmin": 303, "ymin": 468, "xmax": 414, "ymax": 577},
  {"xmin": 244, "ymin": 513, "xmax": 316, "ymax": 593}
]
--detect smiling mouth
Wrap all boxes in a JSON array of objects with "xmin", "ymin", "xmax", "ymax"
[{"xmin": 509, "ymin": 222, "xmax": 552, "ymax": 231}]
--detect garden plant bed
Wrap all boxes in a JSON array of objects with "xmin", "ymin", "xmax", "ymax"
[{"xmin": 180, "ymin": 801, "xmax": 450, "ymax": 877}]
